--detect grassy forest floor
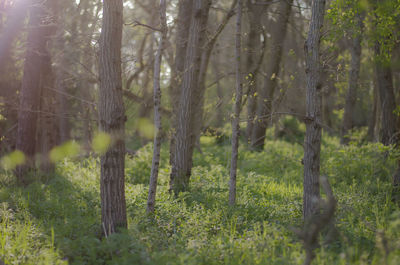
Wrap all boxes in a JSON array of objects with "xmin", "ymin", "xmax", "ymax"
[{"xmin": 1, "ymin": 132, "xmax": 400, "ymax": 264}]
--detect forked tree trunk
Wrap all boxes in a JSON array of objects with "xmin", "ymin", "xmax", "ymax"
[
  {"xmin": 15, "ymin": 1, "xmax": 47, "ymax": 184},
  {"xmin": 251, "ymin": 0, "xmax": 292, "ymax": 150},
  {"xmin": 98, "ymin": 0, "xmax": 127, "ymax": 236},
  {"xmin": 147, "ymin": 0, "xmax": 167, "ymax": 213},
  {"xmin": 303, "ymin": 0, "xmax": 326, "ymax": 220},
  {"xmin": 229, "ymin": 0, "xmax": 243, "ymax": 206},
  {"xmin": 191, "ymin": 0, "xmax": 236, "ymax": 158},
  {"xmin": 170, "ymin": 0, "xmax": 211, "ymax": 195},
  {"xmin": 341, "ymin": 14, "xmax": 363, "ymax": 145}
]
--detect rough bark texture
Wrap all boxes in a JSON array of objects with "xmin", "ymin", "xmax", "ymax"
[
  {"xmin": 341, "ymin": 15, "xmax": 363, "ymax": 145},
  {"xmin": 98, "ymin": 0, "xmax": 127, "ymax": 235},
  {"xmin": 245, "ymin": 0, "xmax": 266, "ymax": 143},
  {"xmin": 229, "ymin": 0, "xmax": 243, "ymax": 206},
  {"xmin": 170, "ymin": 0, "xmax": 211, "ymax": 195},
  {"xmin": 15, "ymin": 1, "xmax": 47, "ymax": 184},
  {"xmin": 168, "ymin": 0, "xmax": 193, "ymax": 186},
  {"xmin": 147, "ymin": 0, "xmax": 167, "ymax": 213},
  {"xmin": 375, "ymin": 44, "xmax": 397, "ymax": 146},
  {"xmin": 303, "ymin": 0, "xmax": 326, "ymax": 220},
  {"xmin": 251, "ymin": 0, "xmax": 292, "ymax": 150}
]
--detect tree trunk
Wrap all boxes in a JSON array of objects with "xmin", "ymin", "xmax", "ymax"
[
  {"xmin": 98, "ymin": 0, "xmax": 127, "ymax": 236},
  {"xmin": 190, "ymin": 0, "xmax": 236, "ymax": 158},
  {"xmin": 38, "ymin": 0, "xmax": 58, "ymax": 173},
  {"xmin": 367, "ymin": 79, "xmax": 378, "ymax": 142},
  {"xmin": 251, "ymin": 0, "xmax": 292, "ymax": 150},
  {"xmin": 39, "ymin": 46, "xmax": 58, "ymax": 173},
  {"xmin": 55, "ymin": 34, "xmax": 71, "ymax": 144},
  {"xmin": 229, "ymin": 0, "xmax": 243, "ymax": 206},
  {"xmin": 169, "ymin": 0, "xmax": 193, "ymax": 191},
  {"xmin": 303, "ymin": 0, "xmax": 326, "ymax": 220},
  {"xmin": 375, "ymin": 43, "xmax": 397, "ymax": 146},
  {"xmin": 245, "ymin": 0, "xmax": 266, "ymax": 143},
  {"xmin": 15, "ymin": 1, "xmax": 47, "ymax": 184},
  {"xmin": 170, "ymin": 0, "xmax": 211, "ymax": 195},
  {"xmin": 214, "ymin": 49, "xmax": 224, "ymax": 128},
  {"xmin": 147, "ymin": 0, "xmax": 167, "ymax": 213},
  {"xmin": 341, "ymin": 15, "xmax": 363, "ymax": 145}
]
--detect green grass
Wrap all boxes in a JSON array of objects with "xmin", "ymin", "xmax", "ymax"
[{"xmin": 1, "ymin": 135, "xmax": 400, "ymax": 264}]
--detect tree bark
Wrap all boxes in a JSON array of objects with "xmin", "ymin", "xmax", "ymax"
[
  {"xmin": 374, "ymin": 43, "xmax": 397, "ymax": 146},
  {"xmin": 303, "ymin": 0, "xmax": 326, "ymax": 220},
  {"xmin": 15, "ymin": 1, "xmax": 47, "ymax": 184},
  {"xmin": 169, "ymin": 0, "xmax": 193, "ymax": 191},
  {"xmin": 229, "ymin": 0, "xmax": 243, "ymax": 206},
  {"xmin": 147, "ymin": 0, "xmax": 167, "ymax": 213},
  {"xmin": 170, "ymin": 0, "xmax": 211, "ymax": 195},
  {"xmin": 190, "ymin": 0, "xmax": 236, "ymax": 159},
  {"xmin": 341, "ymin": 15, "xmax": 363, "ymax": 145},
  {"xmin": 38, "ymin": 0, "xmax": 58, "ymax": 173},
  {"xmin": 98, "ymin": 0, "xmax": 127, "ymax": 236},
  {"xmin": 245, "ymin": 0, "xmax": 266, "ymax": 143},
  {"xmin": 251, "ymin": 0, "xmax": 292, "ymax": 150}
]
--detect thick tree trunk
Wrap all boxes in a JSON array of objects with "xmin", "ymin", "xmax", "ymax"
[
  {"xmin": 375, "ymin": 44, "xmax": 397, "ymax": 146},
  {"xmin": 341, "ymin": 15, "xmax": 363, "ymax": 145},
  {"xmin": 38, "ymin": 0, "xmax": 58, "ymax": 173},
  {"xmin": 98, "ymin": 0, "xmax": 127, "ymax": 236},
  {"xmin": 245, "ymin": 0, "xmax": 266, "ymax": 143},
  {"xmin": 191, "ymin": 0, "xmax": 236, "ymax": 157},
  {"xmin": 170, "ymin": 0, "xmax": 211, "ymax": 195},
  {"xmin": 229, "ymin": 0, "xmax": 243, "ymax": 206},
  {"xmin": 251, "ymin": 0, "xmax": 292, "ymax": 150},
  {"xmin": 15, "ymin": 1, "xmax": 47, "ymax": 184},
  {"xmin": 169, "ymin": 0, "xmax": 193, "ymax": 190},
  {"xmin": 147, "ymin": 0, "xmax": 167, "ymax": 213},
  {"xmin": 303, "ymin": 0, "xmax": 326, "ymax": 220},
  {"xmin": 39, "ymin": 48, "xmax": 58, "ymax": 173}
]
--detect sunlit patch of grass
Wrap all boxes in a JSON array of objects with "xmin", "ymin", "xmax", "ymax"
[{"xmin": 1, "ymin": 135, "xmax": 400, "ymax": 264}]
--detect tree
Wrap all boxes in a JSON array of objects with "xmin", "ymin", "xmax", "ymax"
[
  {"xmin": 168, "ymin": 0, "xmax": 193, "ymax": 193},
  {"xmin": 147, "ymin": 0, "xmax": 167, "ymax": 213},
  {"xmin": 170, "ymin": 0, "xmax": 211, "ymax": 194},
  {"xmin": 251, "ymin": 0, "xmax": 293, "ymax": 150},
  {"xmin": 303, "ymin": 0, "xmax": 326, "ymax": 219},
  {"xmin": 229, "ymin": 0, "xmax": 243, "ymax": 206},
  {"xmin": 98, "ymin": 0, "xmax": 127, "ymax": 235},
  {"xmin": 15, "ymin": 0, "xmax": 48, "ymax": 184},
  {"xmin": 244, "ymin": 0, "xmax": 267, "ymax": 143},
  {"xmin": 341, "ymin": 12, "xmax": 364, "ymax": 144}
]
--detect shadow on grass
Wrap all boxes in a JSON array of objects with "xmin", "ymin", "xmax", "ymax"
[{"xmin": 3, "ymin": 165, "xmax": 150, "ymax": 265}]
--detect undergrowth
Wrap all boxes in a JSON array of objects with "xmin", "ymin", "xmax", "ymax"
[{"xmin": 1, "ymin": 134, "xmax": 400, "ymax": 264}]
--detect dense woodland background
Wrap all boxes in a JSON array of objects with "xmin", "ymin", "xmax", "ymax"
[{"xmin": 1, "ymin": 0, "xmax": 400, "ymax": 264}]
